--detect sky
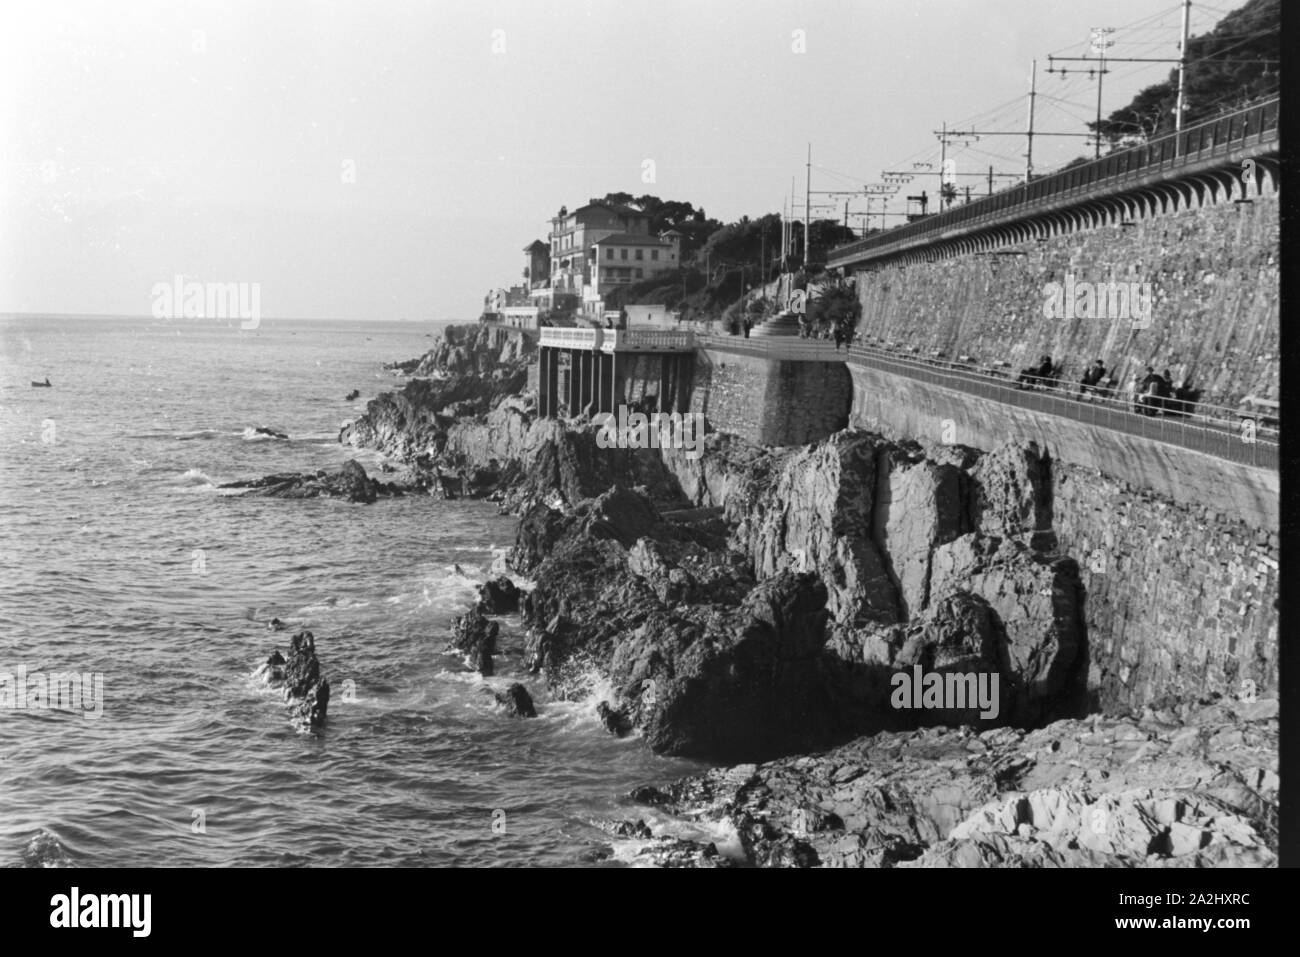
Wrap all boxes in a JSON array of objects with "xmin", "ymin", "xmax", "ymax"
[{"xmin": 0, "ymin": 0, "xmax": 1226, "ymax": 321}]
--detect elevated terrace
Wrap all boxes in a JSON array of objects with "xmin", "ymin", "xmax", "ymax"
[
  {"xmin": 696, "ymin": 334, "xmax": 1277, "ymax": 471},
  {"xmin": 538, "ymin": 326, "xmax": 695, "ymax": 353},
  {"xmin": 828, "ymin": 97, "xmax": 1280, "ymax": 270}
]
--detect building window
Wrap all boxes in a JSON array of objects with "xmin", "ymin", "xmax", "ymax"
[
  {"xmin": 606, "ymin": 248, "xmax": 613, "ymax": 260},
  {"xmin": 635, "ymin": 248, "xmax": 643, "ymax": 261},
  {"xmin": 635, "ymin": 268, "xmax": 643, "ymax": 279},
  {"xmin": 620, "ymin": 248, "xmax": 628, "ymax": 260},
  {"xmin": 651, "ymin": 249, "xmax": 659, "ymax": 261}
]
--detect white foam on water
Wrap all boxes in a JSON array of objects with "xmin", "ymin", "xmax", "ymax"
[
  {"xmin": 170, "ymin": 467, "xmax": 219, "ymax": 493},
  {"xmin": 174, "ymin": 467, "xmax": 215, "ymax": 485},
  {"xmin": 294, "ymin": 597, "xmax": 372, "ymax": 616},
  {"xmin": 602, "ymin": 815, "xmax": 743, "ymax": 867}
]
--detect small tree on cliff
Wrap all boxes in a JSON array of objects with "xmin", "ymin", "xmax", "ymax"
[{"xmin": 805, "ymin": 285, "xmax": 861, "ymax": 340}]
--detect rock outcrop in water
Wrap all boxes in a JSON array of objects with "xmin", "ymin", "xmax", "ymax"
[
  {"xmin": 255, "ymin": 631, "xmax": 332, "ymax": 731},
  {"xmin": 219, "ymin": 460, "xmax": 411, "ymax": 503},
  {"xmin": 476, "ymin": 577, "xmax": 520, "ymax": 615},
  {"xmin": 507, "ymin": 429, "xmax": 1085, "ymax": 761},
  {"xmin": 452, "ymin": 606, "xmax": 499, "ymax": 676},
  {"xmin": 492, "ymin": 682, "xmax": 537, "ymax": 718}
]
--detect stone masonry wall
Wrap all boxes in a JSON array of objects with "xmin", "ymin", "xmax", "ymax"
[
  {"xmin": 846, "ymin": 363, "xmax": 1277, "ymax": 530},
  {"xmin": 1051, "ymin": 462, "xmax": 1278, "ymax": 711},
  {"xmin": 689, "ymin": 348, "xmax": 851, "ymax": 446},
  {"xmin": 854, "ymin": 194, "xmax": 1279, "ymax": 408}
]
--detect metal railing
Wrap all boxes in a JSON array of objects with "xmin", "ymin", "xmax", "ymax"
[
  {"xmin": 828, "ymin": 96, "xmax": 1280, "ymax": 269},
  {"xmin": 539, "ymin": 326, "xmax": 599, "ymax": 349},
  {"xmin": 539, "ymin": 326, "xmax": 696, "ymax": 353},
  {"xmin": 478, "ymin": 319, "xmax": 540, "ymax": 340},
  {"xmin": 697, "ymin": 334, "xmax": 1278, "ymax": 470}
]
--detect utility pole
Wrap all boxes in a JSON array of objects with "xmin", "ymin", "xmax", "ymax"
[
  {"xmin": 988, "ymin": 164, "xmax": 994, "ymax": 195},
  {"xmin": 790, "ymin": 176, "xmax": 796, "ymax": 264},
  {"xmin": 781, "ymin": 197, "xmax": 787, "ymax": 268},
  {"xmin": 938, "ymin": 122, "xmax": 947, "ymax": 210},
  {"xmin": 1175, "ymin": 0, "xmax": 1192, "ymax": 145},
  {"xmin": 1091, "ymin": 28, "xmax": 1114, "ymax": 158},
  {"xmin": 804, "ymin": 143, "xmax": 811, "ymax": 268},
  {"xmin": 1026, "ymin": 59, "xmax": 1037, "ymax": 180}
]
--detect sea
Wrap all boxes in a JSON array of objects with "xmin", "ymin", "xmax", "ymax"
[{"xmin": 0, "ymin": 314, "xmax": 711, "ymax": 868}]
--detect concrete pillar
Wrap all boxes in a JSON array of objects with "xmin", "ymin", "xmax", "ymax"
[
  {"xmin": 538, "ymin": 347, "xmax": 553, "ymax": 418},
  {"xmin": 584, "ymin": 351, "xmax": 593, "ymax": 413},
  {"xmin": 545, "ymin": 348, "xmax": 559, "ymax": 418}
]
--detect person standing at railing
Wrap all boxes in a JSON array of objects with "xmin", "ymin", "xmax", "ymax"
[
  {"xmin": 1017, "ymin": 354, "xmax": 1052, "ymax": 390},
  {"xmin": 1135, "ymin": 366, "xmax": 1164, "ymax": 416},
  {"xmin": 1078, "ymin": 359, "xmax": 1107, "ymax": 399}
]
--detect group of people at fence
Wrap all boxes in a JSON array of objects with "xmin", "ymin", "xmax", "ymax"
[{"xmin": 1015, "ymin": 354, "xmax": 1197, "ymax": 416}]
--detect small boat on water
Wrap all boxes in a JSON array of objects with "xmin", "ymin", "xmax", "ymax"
[{"xmin": 31, "ymin": 377, "xmax": 51, "ymax": 388}]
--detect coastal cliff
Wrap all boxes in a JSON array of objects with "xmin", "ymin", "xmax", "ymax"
[{"xmin": 341, "ymin": 323, "xmax": 1277, "ymax": 867}]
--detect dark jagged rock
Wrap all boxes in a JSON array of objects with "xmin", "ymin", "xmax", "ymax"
[
  {"xmin": 503, "ymin": 436, "xmax": 1094, "ymax": 759},
  {"xmin": 493, "ymin": 682, "xmax": 537, "ymax": 718},
  {"xmin": 629, "ymin": 785, "xmax": 672, "ymax": 806},
  {"xmin": 597, "ymin": 701, "xmax": 632, "ymax": 737},
  {"xmin": 253, "ymin": 426, "xmax": 288, "ymax": 439},
  {"xmin": 268, "ymin": 618, "xmax": 286, "ymax": 631},
  {"xmin": 599, "ymin": 819, "xmax": 654, "ymax": 839},
  {"xmin": 512, "ymin": 504, "xmax": 569, "ymax": 573},
  {"xmin": 219, "ymin": 460, "xmax": 407, "ymax": 504},
  {"xmin": 477, "ymin": 577, "xmax": 520, "ymax": 615},
  {"xmin": 452, "ymin": 606, "xmax": 499, "ymax": 676},
  {"xmin": 383, "ymin": 357, "xmax": 421, "ymax": 374},
  {"xmin": 345, "ymin": 389, "xmax": 360, "ymax": 401},
  {"xmin": 255, "ymin": 630, "xmax": 331, "ymax": 731}
]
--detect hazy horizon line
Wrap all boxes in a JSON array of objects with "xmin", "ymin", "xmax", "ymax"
[{"xmin": 0, "ymin": 312, "xmax": 467, "ymax": 323}]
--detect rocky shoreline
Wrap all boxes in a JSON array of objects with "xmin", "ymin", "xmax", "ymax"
[{"xmin": 334, "ymin": 322, "xmax": 1276, "ymax": 867}]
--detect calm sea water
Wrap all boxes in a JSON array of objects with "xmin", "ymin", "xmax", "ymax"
[{"xmin": 0, "ymin": 315, "xmax": 705, "ymax": 867}]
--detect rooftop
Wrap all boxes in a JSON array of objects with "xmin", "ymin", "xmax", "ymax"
[{"xmin": 590, "ymin": 232, "xmax": 677, "ymax": 247}]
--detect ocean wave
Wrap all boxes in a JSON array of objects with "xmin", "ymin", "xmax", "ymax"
[
  {"xmin": 127, "ymin": 428, "xmax": 227, "ymax": 441},
  {"xmin": 171, "ymin": 467, "xmax": 216, "ymax": 490},
  {"xmin": 293, "ymin": 596, "xmax": 373, "ymax": 616},
  {"xmin": 175, "ymin": 429, "xmax": 227, "ymax": 441}
]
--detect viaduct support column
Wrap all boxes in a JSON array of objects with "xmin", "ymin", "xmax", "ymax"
[
  {"xmin": 579, "ymin": 351, "xmax": 593, "ymax": 413},
  {"xmin": 541, "ymin": 348, "xmax": 559, "ymax": 418}
]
